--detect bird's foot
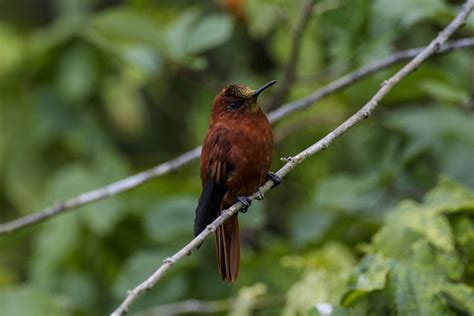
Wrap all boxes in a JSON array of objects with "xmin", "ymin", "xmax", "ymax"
[
  {"xmin": 237, "ymin": 196, "xmax": 252, "ymax": 213},
  {"xmin": 255, "ymin": 189, "xmax": 264, "ymax": 200},
  {"xmin": 266, "ymin": 171, "xmax": 282, "ymax": 187}
]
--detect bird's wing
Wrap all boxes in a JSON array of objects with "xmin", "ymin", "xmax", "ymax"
[{"xmin": 194, "ymin": 128, "xmax": 232, "ymax": 236}]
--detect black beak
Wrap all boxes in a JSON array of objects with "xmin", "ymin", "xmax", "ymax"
[{"xmin": 254, "ymin": 80, "xmax": 277, "ymax": 97}]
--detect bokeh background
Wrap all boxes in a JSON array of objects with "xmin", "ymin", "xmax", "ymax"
[{"xmin": 1, "ymin": 0, "xmax": 474, "ymax": 315}]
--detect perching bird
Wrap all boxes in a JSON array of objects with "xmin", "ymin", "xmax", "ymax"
[{"xmin": 194, "ymin": 80, "xmax": 280, "ymax": 283}]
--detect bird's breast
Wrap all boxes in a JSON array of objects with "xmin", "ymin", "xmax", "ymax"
[{"xmin": 222, "ymin": 115, "xmax": 273, "ymax": 201}]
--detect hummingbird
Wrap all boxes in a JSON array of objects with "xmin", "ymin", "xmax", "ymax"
[{"xmin": 194, "ymin": 80, "xmax": 280, "ymax": 282}]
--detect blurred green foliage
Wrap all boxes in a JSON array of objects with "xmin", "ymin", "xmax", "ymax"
[
  {"xmin": 341, "ymin": 179, "xmax": 474, "ymax": 315},
  {"xmin": 1, "ymin": 0, "xmax": 474, "ymax": 315}
]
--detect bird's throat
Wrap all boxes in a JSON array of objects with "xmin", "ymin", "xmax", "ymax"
[{"xmin": 249, "ymin": 99, "xmax": 260, "ymax": 113}]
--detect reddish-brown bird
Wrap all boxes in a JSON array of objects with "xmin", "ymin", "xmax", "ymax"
[{"xmin": 194, "ymin": 81, "xmax": 280, "ymax": 283}]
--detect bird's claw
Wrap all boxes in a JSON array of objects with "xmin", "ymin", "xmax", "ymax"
[
  {"xmin": 237, "ymin": 196, "xmax": 252, "ymax": 213},
  {"xmin": 266, "ymin": 171, "xmax": 282, "ymax": 187},
  {"xmin": 255, "ymin": 189, "xmax": 264, "ymax": 200}
]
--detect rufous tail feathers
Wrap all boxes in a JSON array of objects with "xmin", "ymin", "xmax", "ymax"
[{"xmin": 215, "ymin": 214, "xmax": 240, "ymax": 283}]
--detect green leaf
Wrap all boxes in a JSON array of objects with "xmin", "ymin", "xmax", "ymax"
[
  {"xmin": 423, "ymin": 178, "xmax": 474, "ymax": 214},
  {"xmin": 342, "ymin": 255, "xmax": 390, "ymax": 306},
  {"xmin": 283, "ymin": 243, "xmax": 355, "ymax": 315},
  {"xmin": 164, "ymin": 10, "xmax": 233, "ymax": 62},
  {"xmin": 55, "ymin": 44, "xmax": 97, "ymax": 102},
  {"xmin": 452, "ymin": 216, "xmax": 474, "ymax": 256},
  {"xmin": 88, "ymin": 8, "xmax": 162, "ymax": 49},
  {"xmin": 0, "ymin": 24, "xmax": 25, "ymax": 75},
  {"xmin": 319, "ymin": 0, "xmax": 371, "ymax": 65},
  {"xmin": 401, "ymin": 206, "xmax": 454, "ymax": 252},
  {"xmin": 186, "ymin": 14, "xmax": 233, "ymax": 54},
  {"xmin": 121, "ymin": 45, "xmax": 161, "ymax": 74},
  {"xmin": 30, "ymin": 16, "xmax": 83, "ymax": 56},
  {"xmin": 372, "ymin": 199, "xmax": 455, "ymax": 254},
  {"xmin": 441, "ymin": 283, "xmax": 474, "ymax": 315},
  {"xmin": 452, "ymin": 217, "xmax": 474, "ymax": 281},
  {"xmin": 392, "ymin": 265, "xmax": 449, "ymax": 316},
  {"xmin": 164, "ymin": 9, "xmax": 200, "ymax": 59},
  {"xmin": 372, "ymin": 0, "xmax": 447, "ymax": 29},
  {"xmin": 314, "ymin": 174, "xmax": 384, "ymax": 214}
]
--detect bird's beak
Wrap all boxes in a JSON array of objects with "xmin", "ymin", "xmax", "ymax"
[{"xmin": 253, "ymin": 80, "xmax": 277, "ymax": 97}]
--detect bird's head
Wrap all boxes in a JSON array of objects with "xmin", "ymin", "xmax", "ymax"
[{"xmin": 213, "ymin": 80, "xmax": 276, "ymax": 114}]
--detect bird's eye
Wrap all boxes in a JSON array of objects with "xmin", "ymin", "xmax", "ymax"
[{"xmin": 227, "ymin": 100, "xmax": 243, "ymax": 110}]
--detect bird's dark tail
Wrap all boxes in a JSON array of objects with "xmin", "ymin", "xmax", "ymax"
[
  {"xmin": 194, "ymin": 172, "xmax": 225, "ymax": 237},
  {"xmin": 215, "ymin": 214, "xmax": 240, "ymax": 283}
]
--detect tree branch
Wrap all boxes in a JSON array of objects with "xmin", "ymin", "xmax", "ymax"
[
  {"xmin": 0, "ymin": 147, "xmax": 201, "ymax": 234},
  {"xmin": 265, "ymin": 0, "xmax": 315, "ymax": 110},
  {"xmin": 1, "ymin": 36, "xmax": 474, "ymax": 235},
  {"xmin": 111, "ymin": 2, "xmax": 474, "ymax": 315},
  {"xmin": 267, "ymin": 37, "xmax": 474, "ymax": 122}
]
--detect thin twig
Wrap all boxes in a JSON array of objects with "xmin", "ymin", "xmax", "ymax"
[
  {"xmin": 1, "ymin": 37, "xmax": 474, "ymax": 235},
  {"xmin": 111, "ymin": 2, "xmax": 474, "ymax": 315},
  {"xmin": 265, "ymin": 0, "xmax": 315, "ymax": 110}
]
